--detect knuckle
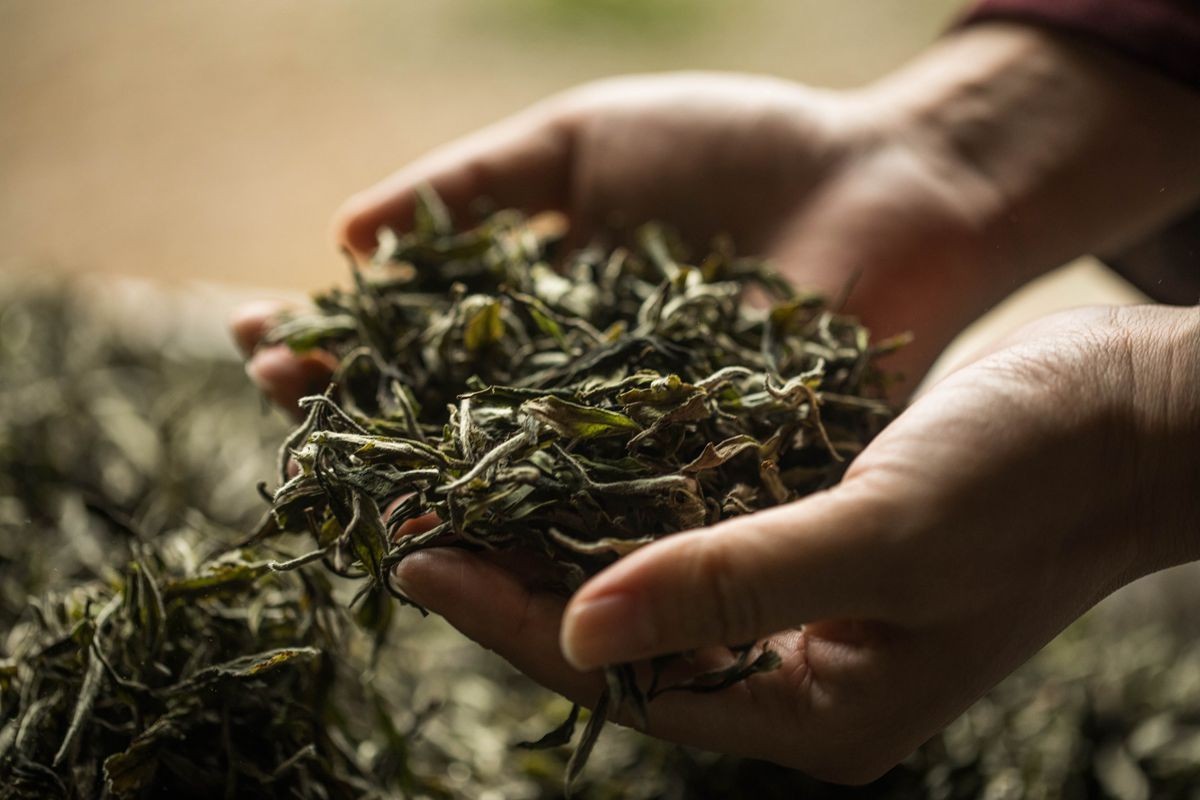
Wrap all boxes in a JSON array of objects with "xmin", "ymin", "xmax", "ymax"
[
  {"xmin": 690, "ymin": 534, "xmax": 762, "ymax": 644},
  {"xmin": 543, "ymin": 74, "xmax": 654, "ymax": 121},
  {"xmin": 830, "ymin": 477, "xmax": 926, "ymax": 618},
  {"xmin": 538, "ymin": 83, "xmax": 602, "ymax": 124},
  {"xmin": 554, "ymin": 76, "xmax": 627, "ymax": 108},
  {"xmin": 329, "ymin": 193, "xmax": 373, "ymax": 248}
]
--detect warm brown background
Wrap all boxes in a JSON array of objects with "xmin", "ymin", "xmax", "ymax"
[
  {"xmin": 0, "ymin": 0, "xmax": 966, "ymax": 288},
  {"xmin": 1, "ymin": 0, "xmax": 1139, "ymax": 369}
]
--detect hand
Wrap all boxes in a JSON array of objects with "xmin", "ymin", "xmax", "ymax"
[
  {"xmin": 387, "ymin": 303, "xmax": 1199, "ymax": 782},
  {"xmin": 233, "ymin": 24, "xmax": 1200, "ymax": 411},
  {"xmin": 233, "ymin": 67, "xmax": 1013, "ymax": 399},
  {"xmin": 226, "ymin": 19, "xmax": 1200, "ymax": 781}
]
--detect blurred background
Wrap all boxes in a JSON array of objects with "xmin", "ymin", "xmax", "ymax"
[
  {"xmin": 3, "ymin": 0, "xmax": 975, "ymax": 290},
  {"xmin": 0, "ymin": 1, "xmax": 1139, "ymax": 327}
]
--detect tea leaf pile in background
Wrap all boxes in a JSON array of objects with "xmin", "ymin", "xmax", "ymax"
[
  {"xmin": 0, "ymin": 281, "xmax": 424, "ymax": 799},
  {"xmin": 1, "ymin": 271, "xmax": 1198, "ymax": 798},
  {"xmin": 261, "ymin": 192, "xmax": 903, "ymax": 784},
  {"xmin": 0, "ymin": 282, "xmax": 284, "ymax": 630},
  {"xmin": 3, "ymin": 543, "xmax": 382, "ymax": 799}
]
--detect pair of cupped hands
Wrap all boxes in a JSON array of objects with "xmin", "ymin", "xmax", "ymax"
[{"xmin": 232, "ymin": 64, "xmax": 1199, "ymax": 782}]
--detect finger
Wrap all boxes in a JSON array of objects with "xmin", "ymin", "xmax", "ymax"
[
  {"xmin": 390, "ymin": 510, "xmax": 440, "ymax": 540},
  {"xmin": 245, "ymin": 345, "xmax": 337, "ymax": 417},
  {"xmin": 333, "ymin": 106, "xmax": 574, "ymax": 255},
  {"xmin": 392, "ymin": 548, "xmax": 602, "ymax": 702},
  {"xmin": 391, "ymin": 548, "xmax": 832, "ymax": 762},
  {"xmin": 229, "ymin": 300, "xmax": 293, "ymax": 357},
  {"xmin": 391, "ymin": 550, "xmax": 774, "ymax": 702},
  {"xmin": 560, "ymin": 478, "xmax": 900, "ymax": 670}
]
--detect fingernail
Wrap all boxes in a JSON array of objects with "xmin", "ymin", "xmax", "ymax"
[
  {"xmin": 244, "ymin": 346, "xmax": 321, "ymax": 413},
  {"xmin": 245, "ymin": 345, "xmax": 290, "ymax": 391},
  {"xmin": 245, "ymin": 354, "xmax": 270, "ymax": 392},
  {"xmin": 390, "ymin": 549, "xmax": 460, "ymax": 605},
  {"xmin": 229, "ymin": 299, "xmax": 289, "ymax": 357},
  {"xmin": 392, "ymin": 511, "xmax": 440, "ymax": 541},
  {"xmin": 560, "ymin": 593, "xmax": 655, "ymax": 671},
  {"xmin": 390, "ymin": 553, "xmax": 435, "ymax": 602}
]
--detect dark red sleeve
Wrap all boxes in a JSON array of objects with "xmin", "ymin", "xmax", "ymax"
[
  {"xmin": 963, "ymin": 0, "xmax": 1200, "ymax": 91},
  {"xmin": 963, "ymin": 0, "xmax": 1200, "ymax": 304}
]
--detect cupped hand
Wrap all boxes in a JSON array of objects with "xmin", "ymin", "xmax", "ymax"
[
  {"xmin": 387, "ymin": 304, "xmax": 1199, "ymax": 783},
  {"xmin": 225, "ymin": 26, "xmax": 1200, "ymax": 784},
  {"xmin": 233, "ymin": 70, "xmax": 1015, "ymax": 404}
]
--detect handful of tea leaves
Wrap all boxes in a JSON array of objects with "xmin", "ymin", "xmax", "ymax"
[{"xmin": 262, "ymin": 190, "xmax": 904, "ymax": 785}]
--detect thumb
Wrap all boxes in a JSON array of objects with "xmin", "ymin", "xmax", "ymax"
[{"xmin": 559, "ymin": 479, "xmax": 898, "ymax": 670}]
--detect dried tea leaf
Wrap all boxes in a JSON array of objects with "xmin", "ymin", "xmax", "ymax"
[
  {"xmin": 517, "ymin": 704, "xmax": 581, "ymax": 751},
  {"xmin": 566, "ymin": 689, "xmax": 610, "ymax": 797},
  {"xmin": 522, "ymin": 396, "xmax": 643, "ymax": 441},
  {"xmin": 681, "ymin": 434, "xmax": 762, "ymax": 473},
  {"xmin": 649, "ymin": 646, "xmax": 783, "ymax": 699}
]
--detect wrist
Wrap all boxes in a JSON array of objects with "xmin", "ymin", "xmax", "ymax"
[
  {"xmin": 1125, "ymin": 306, "xmax": 1200, "ymax": 573},
  {"xmin": 862, "ymin": 22, "xmax": 1200, "ymax": 280},
  {"xmin": 1076, "ymin": 305, "xmax": 1200, "ymax": 582},
  {"xmin": 988, "ymin": 305, "xmax": 1199, "ymax": 594}
]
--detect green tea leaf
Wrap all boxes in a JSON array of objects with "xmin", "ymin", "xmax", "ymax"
[{"xmin": 522, "ymin": 396, "xmax": 642, "ymax": 441}]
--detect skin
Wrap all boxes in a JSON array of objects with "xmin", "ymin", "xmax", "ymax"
[{"xmin": 231, "ymin": 22, "xmax": 1200, "ymax": 784}]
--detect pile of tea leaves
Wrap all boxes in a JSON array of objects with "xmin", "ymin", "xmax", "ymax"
[
  {"xmin": 0, "ymin": 282, "xmax": 284, "ymax": 632},
  {"xmin": 259, "ymin": 190, "xmax": 904, "ymax": 784},
  {"xmin": 3, "ymin": 541, "xmax": 378, "ymax": 799},
  {"xmin": 2, "ymin": 275, "xmax": 1198, "ymax": 799},
  {"xmin": 0, "ymin": 281, "xmax": 433, "ymax": 799}
]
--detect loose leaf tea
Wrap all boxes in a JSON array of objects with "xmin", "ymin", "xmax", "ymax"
[
  {"xmin": 0, "ymin": 282, "xmax": 432, "ymax": 799},
  {"xmin": 0, "ymin": 282, "xmax": 286, "ymax": 632},
  {"xmin": 2, "ymin": 278, "xmax": 1198, "ymax": 799},
  {"xmin": 260, "ymin": 190, "xmax": 905, "ymax": 788},
  {"xmin": 2, "ymin": 542, "xmax": 362, "ymax": 799}
]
